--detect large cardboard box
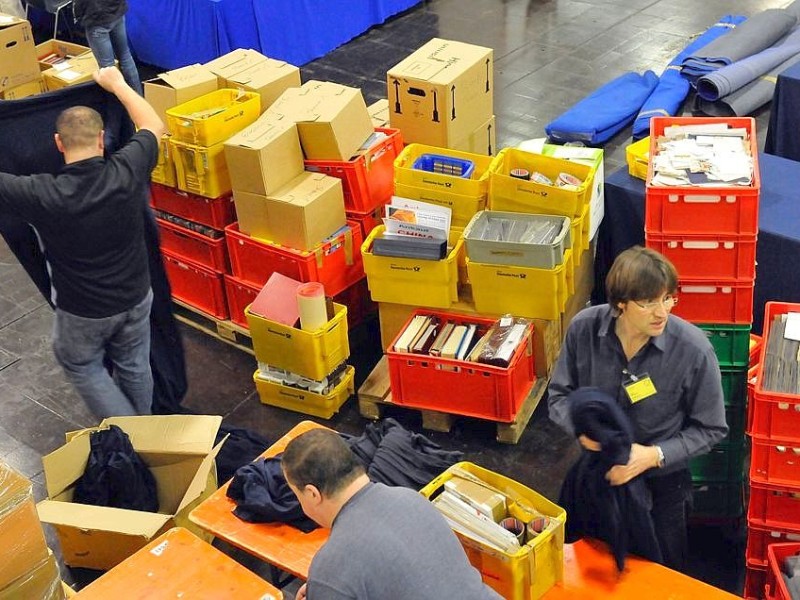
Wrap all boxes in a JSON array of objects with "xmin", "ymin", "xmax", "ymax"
[
  {"xmin": 387, "ymin": 38, "xmax": 493, "ymax": 148},
  {"xmin": 204, "ymin": 48, "xmax": 268, "ymax": 87},
  {"xmin": 450, "ymin": 114, "xmax": 496, "ymax": 156},
  {"xmin": 143, "ymin": 64, "xmax": 218, "ymax": 126},
  {"xmin": 226, "ymin": 58, "xmax": 301, "ymax": 113},
  {"xmin": 0, "ymin": 75, "xmax": 45, "ymax": 100},
  {"xmin": 36, "ymin": 415, "xmax": 223, "ymax": 571},
  {"xmin": 0, "ymin": 551, "xmax": 64, "ymax": 600},
  {"xmin": 0, "ymin": 13, "xmax": 39, "ymax": 93},
  {"xmin": 0, "ymin": 461, "xmax": 50, "ymax": 589},
  {"xmin": 234, "ymin": 171, "xmax": 346, "ymax": 251},
  {"xmin": 224, "ymin": 113, "xmax": 304, "ymax": 196},
  {"xmin": 42, "ymin": 52, "xmax": 101, "ymax": 90},
  {"xmin": 268, "ymin": 81, "xmax": 374, "ymax": 161},
  {"xmin": 35, "ymin": 39, "xmax": 90, "ymax": 72}
]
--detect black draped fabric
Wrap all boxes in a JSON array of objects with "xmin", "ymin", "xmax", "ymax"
[
  {"xmin": 227, "ymin": 455, "xmax": 318, "ymax": 533},
  {"xmin": 558, "ymin": 388, "xmax": 662, "ymax": 571},
  {"xmin": 214, "ymin": 424, "xmax": 271, "ymax": 486},
  {"xmin": 73, "ymin": 424, "xmax": 159, "ymax": 512},
  {"xmin": 345, "ymin": 418, "xmax": 464, "ymax": 490},
  {"xmin": 0, "ymin": 82, "xmax": 187, "ymax": 415}
]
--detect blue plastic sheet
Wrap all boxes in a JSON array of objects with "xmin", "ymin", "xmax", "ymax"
[
  {"xmin": 631, "ymin": 15, "xmax": 746, "ymax": 140},
  {"xmin": 545, "ymin": 71, "xmax": 659, "ymax": 145}
]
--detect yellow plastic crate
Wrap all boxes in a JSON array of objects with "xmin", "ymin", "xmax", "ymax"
[
  {"xmin": 569, "ymin": 201, "xmax": 591, "ymax": 268},
  {"xmin": 246, "ymin": 302, "xmax": 350, "ymax": 381},
  {"xmin": 394, "ymin": 144, "xmax": 493, "ymax": 198},
  {"xmin": 166, "ymin": 88, "xmax": 261, "ymax": 146},
  {"xmin": 626, "ymin": 136, "xmax": 650, "ymax": 180},
  {"xmin": 466, "ymin": 249, "xmax": 572, "ymax": 320},
  {"xmin": 419, "ymin": 462, "xmax": 565, "ymax": 600},
  {"xmin": 394, "ymin": 181, "xmax": 486, "ymax": 229},
  {"xmin": 253, "ymin": 365, "xmax": 354, "ymax": 419},
  {"xmin": 151, "ymin": 133, "xmax": 176, "ymax": 187},
  {"xmin": 170, "ymin": 138, "xmax": 231, "ymax": 199},
  {"xmin": 362, "ymin": 225, "xmax": 462, "ymax": 308},
  {"xmin": 487, "ymin": 148, "xmax": 592, "ymax": 218}
]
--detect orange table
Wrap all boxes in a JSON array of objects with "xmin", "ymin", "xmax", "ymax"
[
  {"xmin": 189, "ymin": 420, "xmax": 329, "ymax": 581},
  {"xmin": 544, "ymin": 539, "xmax": 740, "ymax": 599},
  {"xmin": 73, "ymin": 527, "xmax": 282, "ymax": 599}
]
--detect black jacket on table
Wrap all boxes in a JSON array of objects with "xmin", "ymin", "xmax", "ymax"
[
  {"xmin": 73, "ymin": 0, "xmax": 128, "ymax": 29},
  {"xmin": 558, "ymin": 387, "xmax": 662, "ymax": 571}
]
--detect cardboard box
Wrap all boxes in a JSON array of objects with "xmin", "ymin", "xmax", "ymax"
[
  {"xmin": 0, "ymin": 461, "xmax": 50, "ymax": 589},
  {"xmin": 387, "ymin": 38, "xmax": 493, "ymax": 148},
  {"xmin": 0, "ymin": 75, "xmax": 45, "ymax": 100},
  {"xmin": 0, "ymin": 551, "xmax": 64, "ymax": 600},
  {"xmin": 450, "ymin": 114, "xmax": 496, "ymax": 156},
  {"xmin": 268, "ymin": 81, "xmax": 374, "ymax": 161},
  {"xmin": 234, "ymin": 171, "xmax": 346, "ymax": 251},
  {"xmin": 143, "ymin": 64, "xmax": 218, "ymax": 127},
  {"xmin": 226, "ymin": 57, "xmax": 301, "ymax": 113},
  {"xmin": 224, "ymin": 113, "xmax": 304, "ymax": 196},
  {"xmin": 0, "ymin": 13, "xmax": 39, "ymax": 93},
  {"xmin": 35, "ymin": 39, "xmax": 90, "ymax": 72},
  {"xmin": 367, "ymin": 98, "xmax": 390, "ymax": 127},
  {"xmin": 444, "ymin": 476, "xmax": 506, "ymax": 522},
  {"xmin": 42, "ymin": 52, "xmax": 101, "ymax": 90},
  {"xmin": 204, "ymin": 48, "xmax": 269, "ymax": 87},
  {"xmin": 36, "ymin": 415, "xmax": 223, "ymax": 571}
]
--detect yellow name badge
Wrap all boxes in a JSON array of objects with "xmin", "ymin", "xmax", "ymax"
[{"xmin": 624, "ymin": 376, "xmax": 657, "ymax": 404}]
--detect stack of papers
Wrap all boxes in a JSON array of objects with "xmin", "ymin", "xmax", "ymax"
[
  {"xmin": 383, "ymin": 197, "xmax": 451, "ymax": 241},
  {"xmin": 433, "ymin": 491, "xmax": 521, "ymax": 553},
  {"xmin": 650, "ymin": 123, "xmax": 753, "ymax": 187}
]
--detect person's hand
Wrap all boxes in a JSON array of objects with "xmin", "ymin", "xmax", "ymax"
[
  {"xmin": 605, "ymin": 443, "xmax": 660, "ymax": 486},
  {"xmin": 296, "ymin": 583, "xmax": 308, "ymax": 600},
  {"xmin": 578, "ymin": 435, "xmax": 601, "ymax": 452},
  {"xmin": 93, "ymin": 67, "xmax": 127, "ymax": 93}
]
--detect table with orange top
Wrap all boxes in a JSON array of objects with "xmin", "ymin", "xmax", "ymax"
[
  {"xmin": 73, "ymin": 527, "xmax": 282, "ymax": 599},
  {"xmin": 189, "ymin": 420, "xmax": 329, "ymax": 582}
]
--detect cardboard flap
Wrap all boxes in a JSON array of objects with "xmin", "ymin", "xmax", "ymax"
[
  {"xmin": 227, "ymin": 116, "xmax": 296, "ymax": 149},
  {"xmin": 37, "ymin": 499, "xmax": 171, "ymax": 537},
  {"xmin": 102, "ymin": 415, "xmax": 222, "ymax": 454},
  {"xmin": 41, "ymin": 432, "xmax": 91, "ymax": 498},
  {"xmin": 158, "ymin": 64, "xmax": 214, "ymax": 89},
  {"xmin": 176, "ymin": 437, "xmax": 226, "ymax": 514}
]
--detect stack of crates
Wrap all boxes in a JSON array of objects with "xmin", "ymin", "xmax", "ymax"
[
  {"xmin": 745, "ymin": 302, "xmax": 800, "ymax": 599},
  {"xmin": 154, "ymin": 89, "xmax": 261, "ymax": 320},
  {"xmin": 643, "ymin": 115, "xmax": 759, "ymax": 588},
  {"xmin": 245, "ymin": 301, "xmax": 355, "ymax": 419}
]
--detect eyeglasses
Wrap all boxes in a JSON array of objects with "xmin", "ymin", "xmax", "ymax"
[{"xmin": 632, "ymin": 295, "xmax": 678, "ymax": 312}]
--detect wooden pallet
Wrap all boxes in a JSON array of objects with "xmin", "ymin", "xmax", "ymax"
[
  {"xmin": 358, "ymin": 355, "xmax": 548, "ymax": 444},
  {"xmin": 172, "ymin": 300, "xmax": 254, "ymax": 355}
]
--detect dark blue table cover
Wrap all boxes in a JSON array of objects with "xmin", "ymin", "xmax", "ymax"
[
  {"xmin": 765, "ymin": 61, "xmax": 800, "ymax": 161},
  {"xmin": 127, "ymin": 0, "xmax": 421, "ymax": 70},
  {"xmin": 592, "ymin": 154, "xmax": 800, "ymax": 334}
]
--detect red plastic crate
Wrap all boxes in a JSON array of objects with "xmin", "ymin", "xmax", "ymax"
[
  {"xmin": 151, "ymin": 183, "xmax": 236, "ymax": 230},
  {"xmin": 645, "ymin": 117, "xmax": 760, "ymax": 236},
  {"xmin": 304, "ymin": 127, "xmax": 402, "ymax": 213},
  {"xmin": 671, "ymin": 279, "xmax": 754, "ymax": 324},
  {"xmin": 645, "ymin": 232, "xmax": 756, "ymax": 281},
  {"xmin": 386, "ymin": 310, "xmax": 536, "ymax": 423},
  {"xmin": 223, "ymin": 274, "xmax": 260, "ymax": 329},
  {"xmin": 750, "ymin": 438, "xmax": 800, "ymax": 487},
  {"xmin": 156, "ymin": 218, "xmax": 228, "ymax": 272},
  {"xmin": 747, "ymin": 521, "xmax": 800, "ymax": 569},
  {"xmin": 346, "ymin": 204, "xmax": 385, "ymax": 240},
  {"xmin": 749, "ymin": 482, "xmax": 800, "ymax": 530},
  {"xmin": 766, "ymin": 543, "xmax": 800, "ymax": 600},
  {"xmin": 225, "ymin": 220, "xmax": 365, "ymax": 297},
  {"xmin": 744, "ymin": 564, "xmax": 767, "ymax": 600},
  {"xmin": 162, "ymin": 249, "xmax": 228, "ymax": 319},
  {"xmin": 333, "ymin": 277, "xmax": 376, "ymax": 330}
]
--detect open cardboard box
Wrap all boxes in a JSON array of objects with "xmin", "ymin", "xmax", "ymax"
[{"xmin": 36, "ymin": 415, "xmax": 223, "ymax": 571}]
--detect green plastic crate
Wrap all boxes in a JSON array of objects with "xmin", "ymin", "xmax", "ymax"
[
  {"xmin": 699, "ymin": 323, "xmax": 751, "ymax": 367},
  {"xmin": 722, "ymin": 403, "xmax": 747, "ymax": 447},
  {"xmin": 691, "ymin": 481, "xmax": 744, "ymax": 519},
  {"xmin": 689, "ymin": 441, "xmax": 747, "ymax": 483},
  {"xmin": 721, "ymin": 366, "xmax": 748, "ymax": 407}
]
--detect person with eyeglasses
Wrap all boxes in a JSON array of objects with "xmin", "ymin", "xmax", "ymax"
[{"xmin": 548, "ymin": 245, "xmax": 728, "ymax": 573}]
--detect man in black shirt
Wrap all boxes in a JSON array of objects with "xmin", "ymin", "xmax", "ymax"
[{"xmin": 0, "ymin": 67, "xmax": 164, "ymax": 418}]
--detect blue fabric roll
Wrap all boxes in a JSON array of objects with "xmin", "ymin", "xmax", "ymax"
[
  {"xmin": 681, "ymin": 7, "xmax": 799, "ymax": 81},
  {"xmin": 545, "ymin": 71, "xmax": 659, "ymax": 145},
  {"xmin": 632, "ymin": 15, "xmax": 747, "ymax": 140},
  {"xmin": 697, "ymin": 26, "xmax": 800, "ymax": 101}
]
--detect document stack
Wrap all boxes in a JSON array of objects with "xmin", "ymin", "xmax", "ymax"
[
  {"xmin": 644, "ymin": 118, "xmax": 758, "ymax": 536},
  {"xmin": 745, "ymin": 302, "xmax": 800, "ymax": 595}
]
